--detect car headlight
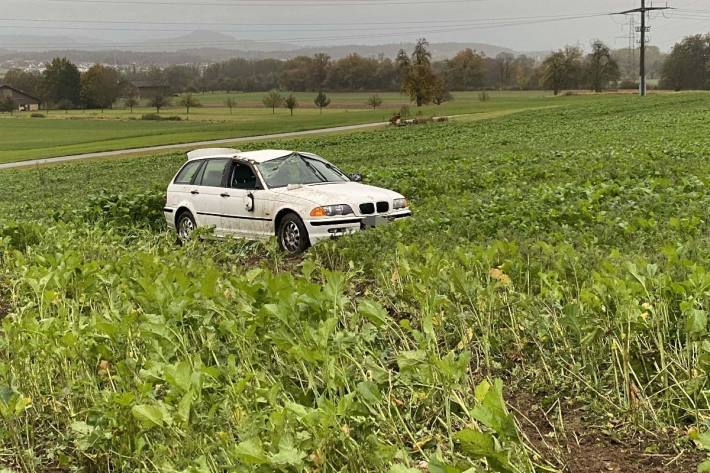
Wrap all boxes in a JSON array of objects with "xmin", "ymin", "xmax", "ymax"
[
  {"xmin": 310, "ymin": 204, "xmax": 354, "ymax": 217},
  {"xmin": 393, "ymin": 198, "xmax": 408, "ymax": 210}
]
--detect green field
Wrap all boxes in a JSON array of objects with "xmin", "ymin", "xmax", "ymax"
[
  {"xmin": 0, "ymin": 90, "xmax": 627, "ymax": 164},
  {"xmin": 1, "ymin": 93, "xmax": 710, "ymax": 472}
]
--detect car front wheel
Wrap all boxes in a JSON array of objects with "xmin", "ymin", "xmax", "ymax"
[
  {"xmin": 278, "ymin": 213, "xmax": 309, "ymax": 254},
  {"xmin": 177, "ymin": 210, "xmax": 196, "ymax": 241}
]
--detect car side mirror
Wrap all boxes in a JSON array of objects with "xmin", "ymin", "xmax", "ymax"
[{"xmin": 349, "ymin": 173, "xmax": 363, "ymax": 182}]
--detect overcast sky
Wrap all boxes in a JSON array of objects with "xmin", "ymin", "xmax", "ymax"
[{"xmin": 4, "ymin": 0, "xmax": 709, "ymax": 51}]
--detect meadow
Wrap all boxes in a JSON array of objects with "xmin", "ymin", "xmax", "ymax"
[
  {"xmin": 1, "ymin": 93, "xmax": 710, "ymax": 472},
  {"xmin": 0, "ymin": 91, "xmax": 619, "ymax": 164}
]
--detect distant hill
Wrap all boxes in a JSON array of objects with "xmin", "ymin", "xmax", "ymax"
[{"xmin": 0, "ymin": 30, "xmax": 526, "ymax": 65}]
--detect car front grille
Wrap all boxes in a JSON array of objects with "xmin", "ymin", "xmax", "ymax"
[
  {"xmin": 360, "ymin": 202, "xmax": 390, "ymax": 215},
  {"xmin": 360, "ymin": 203, "xmax": 375, "ymax": 215}
]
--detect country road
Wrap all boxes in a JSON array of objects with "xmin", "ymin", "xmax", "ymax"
[
  {"xmin": 0, "ymin": 121, "xmax": 389, "ymax": 171},
  {"xmin": 0, "ymin": 107, "xmax": 549, "ymax": 171}
]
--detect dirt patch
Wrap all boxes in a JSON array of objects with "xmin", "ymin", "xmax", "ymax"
[{"xmin": 508, "ymin": 391, "xmax": 703, "ymax": 473}]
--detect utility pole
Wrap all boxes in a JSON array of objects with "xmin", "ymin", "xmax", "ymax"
[{"xmin": 615, "ymin": 1, "xmax": 671, "ymax": 96}]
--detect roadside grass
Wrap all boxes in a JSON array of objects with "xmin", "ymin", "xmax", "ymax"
[{"xmin": 1, "ymin": 93, "xmax": 710, "ymax": 471}]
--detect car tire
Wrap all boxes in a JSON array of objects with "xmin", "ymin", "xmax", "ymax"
[
  {"xmin": 176, "ymin": 210, "xmax": 197, "ymax": 242},
  {"xmin": 278, "ymin": 213, "xmax": 309, "ymax": 254}
]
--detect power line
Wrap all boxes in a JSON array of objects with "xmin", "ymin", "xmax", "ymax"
[
  {"xmin": 42, "ymin": 0, "xmax": 485, "ymax": 6},
  {"xmin": 1, "ymin": 13, "xmax": 611, "ymax": 50},
  {"xmin": 614, "ymin": 1, "xmax": 672, "ymax": 96}
]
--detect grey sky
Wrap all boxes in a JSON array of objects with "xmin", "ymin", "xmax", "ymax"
[{"xmin": 4, "ymin": 0, "xmax": 709, "ymax": 51}]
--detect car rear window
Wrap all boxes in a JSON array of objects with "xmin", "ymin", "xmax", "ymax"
[{"xmin": 174, "ymin": 161, "xmax": 202, "ymax": 184}]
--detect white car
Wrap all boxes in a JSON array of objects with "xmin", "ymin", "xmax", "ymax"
[{"xmin": 164, "ymin": 148, "xmax": 412, "ymax": 253}]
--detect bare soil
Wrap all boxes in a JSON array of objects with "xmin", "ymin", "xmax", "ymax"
[{"xmin": 509, "ymin": 392, "xmax": 703, "ymax": 473}]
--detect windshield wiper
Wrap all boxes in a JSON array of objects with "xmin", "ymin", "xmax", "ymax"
[{"xmin": 301, "ymin": 156, "xmax": 328, "ymax": 182}]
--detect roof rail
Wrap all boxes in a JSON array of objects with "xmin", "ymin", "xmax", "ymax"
[{"xmin": 186, "ymin": 148, "xmax": 240, "ymax": 161}]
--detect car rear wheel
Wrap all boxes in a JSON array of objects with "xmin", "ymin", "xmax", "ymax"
[
  {"xmin": 278, "ymin": 213, "xmax": 309, "ymax": 254},
  {"xmin": 177, "ymin": 210, "xmax": 196, "ymax": 241}
]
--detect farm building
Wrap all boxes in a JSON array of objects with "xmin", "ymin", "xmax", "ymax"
[
  {"xmin": 129, "ymin": 80, "xmax": 170, "ymax": 99},
  {"xmin": 0, "ymin": 85, "xmax": 40, "ymax": 111}
]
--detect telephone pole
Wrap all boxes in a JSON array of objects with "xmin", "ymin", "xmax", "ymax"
[{"xmin": 615, "ymin": 1, "xmax": 671, "ymax": 96}]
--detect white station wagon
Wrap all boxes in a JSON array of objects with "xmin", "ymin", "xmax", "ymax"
[{"xmin": 164, "ymin": 148, "xmax": 412, "ymax": 253}]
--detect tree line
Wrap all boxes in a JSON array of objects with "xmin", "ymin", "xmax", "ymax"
[{"xmin": 1, "ymin": 33, "xmax": 708, "ymax": 112}]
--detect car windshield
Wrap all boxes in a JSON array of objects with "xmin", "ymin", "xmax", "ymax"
[{"xmin": 256, "ymin": 153, "xmax": 349, "ymax": 188}]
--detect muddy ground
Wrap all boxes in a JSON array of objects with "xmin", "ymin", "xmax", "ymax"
[{"xmin": 509, "ymin": 392, "xmax": 703, "ymax": 472}]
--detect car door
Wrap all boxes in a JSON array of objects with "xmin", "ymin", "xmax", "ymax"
[
  {"xmin": 190, "ymin": 158, "xmax": 231, "ymax": 234},
  {"xmin": 222, "ymin": 160, "xmax": 273, "ymax": 238}
]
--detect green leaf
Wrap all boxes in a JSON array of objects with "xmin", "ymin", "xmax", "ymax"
[
  {"xmin": 357, "ymin": 381, "xmax": 382, "ymax": 405},
  {"xmin": 698, "ymin": 459, "xmax": 710, "ymax": 473},
  {"xmin": 388, "ymin": 465, "xmax": 420, "ymax": 473},
  {"xmin": 232, "ymin": 438, "xmax": 269, "ymax": 465},
  {"xmin": 165, "ymin": 360, "xmax": 192, "ymax": 392},
  {"xmin": 358, "ymin": 299, "xmax": 390, "ymax": 327},
  {"xmin": 268, "ymin": 438, "xmax": 306, "ymax": 467},
  {"xmin": 686, "ymin": 309, "xmax": 707, "ymax": 336},
  {"xmin": 455, "ymin": 429, "xmax": 513, "ymax": 473},
  {"xmin": 470, "ymin": 379, "xmax": 518, "ymax": 440},
  {"xmin": 131, "ymin": 404, "xmax": 164, "ymax": 429},
  {"xmin": 428, "ymin": 456, "xmax": 463, "ymax": 473},
  {"xmin": 177, "ymin": 391, "xmax": 192, "ymax": 424}
]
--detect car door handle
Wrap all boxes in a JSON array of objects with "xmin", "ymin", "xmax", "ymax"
[
  {"xmin": 190, "ymin": 190, "xmax": 200, "ymax": 195},
  {"xmin": 220, "ymin": 193, "xmax": 230, "ymax": 198}
]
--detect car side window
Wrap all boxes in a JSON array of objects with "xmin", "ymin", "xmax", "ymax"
[
  {"xmin": 174, "ymin": 160, "xmax": 203, "ymax": 185},
  {"xmin": 230, "ymin": 162, "xmax": 260, "ymax": 190},
  {"xmin": 198, "ymin": 159, "xmax": 230, "ymax": 187}
]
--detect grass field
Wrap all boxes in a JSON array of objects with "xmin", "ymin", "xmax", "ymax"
[
  {"xmin": 0, "ymin": 90, "xmax": 628, "ymax": 164},
  {"xmin": 1, "ymin": 93, "xmax": 710, "ymax": 472}
]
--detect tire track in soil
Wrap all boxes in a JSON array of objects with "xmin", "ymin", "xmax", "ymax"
[{"xmin": 509, "ymin": 392, "xmax": 702, "ymax": 472}]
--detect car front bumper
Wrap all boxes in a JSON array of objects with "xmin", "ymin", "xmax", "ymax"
[{"xmin": 306, "ymin": 210, "xmax": 412, "ymax": 245}]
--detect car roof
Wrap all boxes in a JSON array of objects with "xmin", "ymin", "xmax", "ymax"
[
  {"xmin": 186, "ymin": 148, "xmax": 240, "ymax": 161},
  {"xmin": 235, "ymin": 149, "xmax": 294, "ymax": 163},
  {"xmin": 186, "ymin": 148, "xmax": 296, "ymax": 163}
]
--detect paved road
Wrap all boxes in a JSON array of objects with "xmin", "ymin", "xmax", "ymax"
[{"xmin": 0, "ymin": 121, "xmax": 389, "ymax": 171}]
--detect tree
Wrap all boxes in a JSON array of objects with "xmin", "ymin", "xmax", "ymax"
[
  {"xmin": 149, "ymin": 94, "xmax": 171, "ymax": 114},
  {"xmin": 124, "ymin": 91, "xmax": 139, "ymax": 113},
  {"xmin": 80, "ymin": 64, "xmax": 121, "ymax": 111},
  {"xmin": 262, "ymin": 89, "xmax": 284, "ymax": 114},
  {"xmin": 432, "ymin": 80, "xmax": 453, "ymax": 105},
  {"xmin": 2, "ymin": 69, "xmax": 42, "ymax": 97},
  {"xmin": 446, "ymin": 49, "xmax": 485, "ymax": 90},
  {"xmin": 660, "ymin": 34, "xmax": 710, "ymax": 90},
  {"xmin": 496, "ymin": 52, "xmax": 516, "ymax": 90},
  {"xmin": 401, "ymin": 38, "xmax": 440, "ymax": 106},
  {"xmin": 0, "ymin": 97, "xmax": 16, "ymax": 114},
  {"xmin": 542, "ymin": 47, "xmax": 583, "ymax": 95},
  {"xmin": 314, "ymin": 90, "xmax": 331, "ymax": 113},
  {"xmin": 367, "ymin": 94, "xmax": 383, "ymax": 110},
  {"xmin": 284, "ymin": 93, "xmax": 298, "ymax": 116},
  {"xmin": 224, "ymin": 97, "xmax": 237, "ymax": 114},
  {"xmin": 42, "ymin": 57, "xmax": 81, "ymax": 107},
  {"xmin": 178, "ymin": 93, "xmax": 201, "ymax": 118},
  {"xmin": 585, "ymin": 40, "xmax": 620, "ymax": 93}
]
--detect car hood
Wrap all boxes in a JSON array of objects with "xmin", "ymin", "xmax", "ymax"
[{"xmin": 271, "ymin": 182, "xmax": 404, "ymax": 209}]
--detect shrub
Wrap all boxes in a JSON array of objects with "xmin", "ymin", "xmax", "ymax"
[{"xmin": 141, "ymin": 113, "xmax": 182, "ymax": 121}]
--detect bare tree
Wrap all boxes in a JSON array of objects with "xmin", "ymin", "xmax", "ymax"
[
  {"xmin": 149, "ymin": 94, "xmax": 171, "ymax": 114},
  {"xmin": 262, "ymin": 90, "xmax": 284, "ymax": 114},
  {"xmin": 285, "ymin": 93, "xmax": 298, "ymax": 116},
  {"xmin": 367, "ymin": 94, "xmax": 383, "ymax": 110},
  {"xmin": 224, "ymin": 97, "xmax": 237, "ymax": 114},
  {"xmin": 178, "ymin": 93, "xmax": 201, "ymax": 118}
]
